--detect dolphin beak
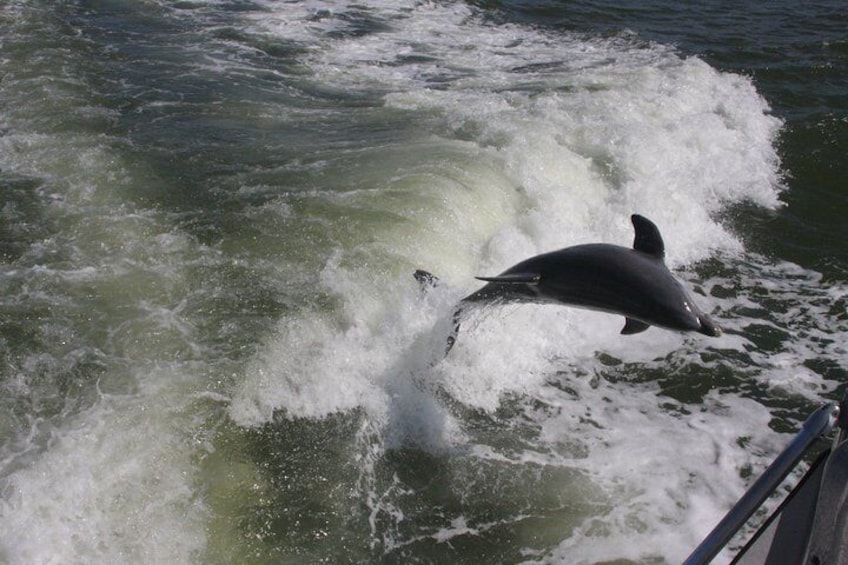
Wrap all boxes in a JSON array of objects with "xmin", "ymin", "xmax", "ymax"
[{"xmin": 698, "ymin": 314, "xmax": 722, "ymax": 337}]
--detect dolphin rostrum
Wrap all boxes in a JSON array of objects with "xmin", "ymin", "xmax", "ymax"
[{"xmin": 415, "ymin": 214, "xmax": 721, "ymax": 354}]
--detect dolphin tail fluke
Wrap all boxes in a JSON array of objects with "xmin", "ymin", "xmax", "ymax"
[{"xmin": 414, "ymin": 269, "xmax": 440, "ymax": 291}]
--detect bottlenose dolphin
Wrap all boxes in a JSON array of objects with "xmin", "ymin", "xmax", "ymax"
[{"xmin": 415, "ymin": 214, "xmax": 720, "ymax": 354}]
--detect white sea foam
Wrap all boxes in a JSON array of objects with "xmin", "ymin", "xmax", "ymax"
[
  {"xmin": 0, "ymin": 388, "xmax": 209, "ymax": 564},
  {"xmin": 221, "ymin": 2, "xmax": 810, "ymax": 563},
  {"xmin": 230, "ymin": 1, "xmax": 787, "ymax": 413},
  {"xmin": 0, "ymin": 27, "xmax": 219, "ymax": 560}
]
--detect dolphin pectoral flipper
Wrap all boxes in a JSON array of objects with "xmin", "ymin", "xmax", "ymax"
[
  {"xmin": 475, "ymin": 272, "xmax": 542, "ymax": 284},
  {"xmin": 621, "ymin": 317, "xmax": 650, "ymax": 335}
]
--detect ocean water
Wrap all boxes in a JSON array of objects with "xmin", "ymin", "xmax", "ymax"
[{"xmin": 0, "ymin": 1, "xmax": 846, "ymax": 563}]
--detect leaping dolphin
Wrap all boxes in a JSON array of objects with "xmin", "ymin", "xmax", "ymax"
[{"xmin": 415, "ymin": 214, "xmax": 721, "ymax": 354}]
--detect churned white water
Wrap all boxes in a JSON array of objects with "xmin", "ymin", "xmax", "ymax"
[
  {"xmin": 1, "ymin": 1, "xmax": 843, "ymax": 564},
  {"xmin": 227, "ymin": 1, "xmax": 796, "ymax": 563}
]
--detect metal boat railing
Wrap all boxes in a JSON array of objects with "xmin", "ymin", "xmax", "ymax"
[{"xmin": 684, "ymin": 398, "xmax": 844, "ymax": 565}]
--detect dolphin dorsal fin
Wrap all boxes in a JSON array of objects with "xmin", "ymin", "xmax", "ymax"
[
  {"xmin": 475, "ymin": 272, "xmax": 541, "ymax": 285},
  {"xmin": 631, "ymin": 214, "xmax": 665, "ymax": 259}
]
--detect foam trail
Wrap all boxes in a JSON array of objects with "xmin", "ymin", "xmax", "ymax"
[
  {"xmin": 0, "ymin": 3, "xmax": 226, "ymax": 560},
  {"xmin": 0, "ymin": 387, "xmax": 209, "ymax": 563},
  {"xmin": 223, "ymin": 2, "xmax": 796, "ymax": 563},
  {"xmin": 232, "ymin": 0, "xmax": 785, "ymax": 419},
  {"xmin": 244, "ymin": 0, "xmax": 782, "ymax": 260}
]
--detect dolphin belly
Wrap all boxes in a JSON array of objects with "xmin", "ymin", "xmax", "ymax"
[{"xmin": 541, "ymin": 274, "xmax": 703, "ymax": 332}]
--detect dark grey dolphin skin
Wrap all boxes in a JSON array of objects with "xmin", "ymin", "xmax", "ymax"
[{"xmin": 415, "ymin": 214, "xmax": 720, "ymax": 354}]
